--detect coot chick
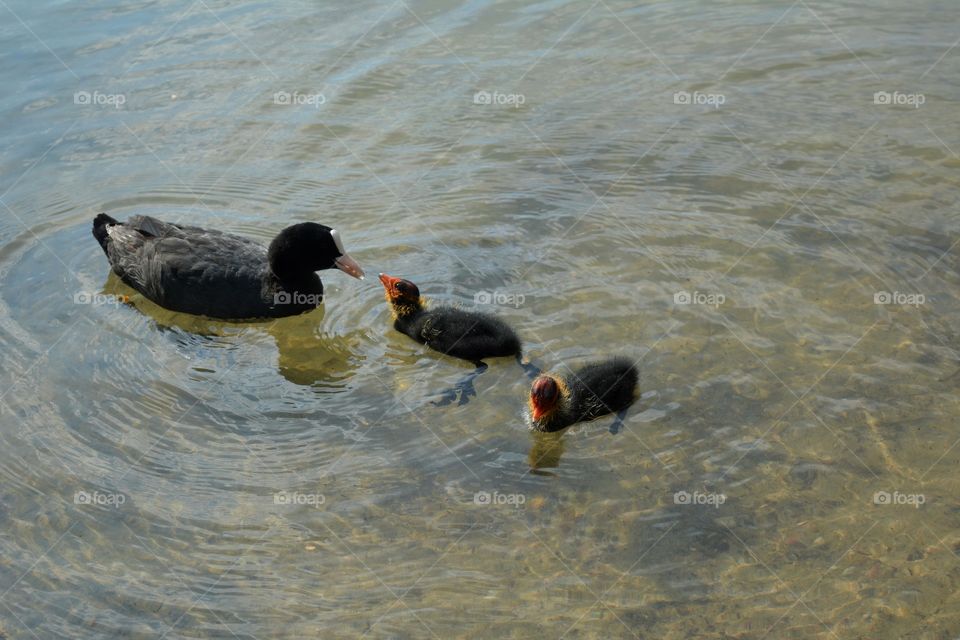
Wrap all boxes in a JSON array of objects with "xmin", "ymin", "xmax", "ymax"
[
  {"xmin": 92, "ymin": 214, "xmax": 364, "ymax": 319},
  {"xmin": 378, "ymin": 273, "xmax": 526, "ymax": 405},
  {"xmin": 529, "ymin": 358, "xmax": 638, "ymax": 432},
  {"xmin": 378, "ymin": 273, "xmax": 521, "ymax": 363}
]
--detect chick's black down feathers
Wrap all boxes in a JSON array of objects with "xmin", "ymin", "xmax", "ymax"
[{"xmin": 396, "ymin": 306, "xmax": 521, "ymax": 363}]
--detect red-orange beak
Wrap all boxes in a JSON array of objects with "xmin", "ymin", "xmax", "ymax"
[
  {"xmin": 378, "ymin": 273, "xmax": 401, "ymax": 290},
  {"xmin": 529, "ymin": 391, "xmax": 551, "ymax": 421}
]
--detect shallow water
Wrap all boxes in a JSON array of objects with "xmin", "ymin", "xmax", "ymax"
[{"xmin": 2, "ymin": 0, "xmax": 960, "ymax": 637}]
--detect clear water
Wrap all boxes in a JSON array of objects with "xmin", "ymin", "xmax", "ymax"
[{"xmin": 2, "ymin": 0, "xmax": 959, "ymax": 637}]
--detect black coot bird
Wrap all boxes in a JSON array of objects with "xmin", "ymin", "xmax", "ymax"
[
  {"xmin": 528, "ymin": 358, "xmax": 638, "ymax": 432},
  {"xmin": 378, "ymin": 273, "xmax": 530, "ymax": 404},
  {"xmin": 92, "ymin": 214, "xmax": 364, "ymax": 319}
]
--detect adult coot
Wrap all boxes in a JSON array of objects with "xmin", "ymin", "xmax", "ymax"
[{"xmin": 92, "ymin": 213, "xmax": 364, "ymax": 319}]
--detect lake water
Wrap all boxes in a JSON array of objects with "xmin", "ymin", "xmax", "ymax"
[{"xmin": 2, "ymin": 0, "xmax": 959, "ymax": 637}]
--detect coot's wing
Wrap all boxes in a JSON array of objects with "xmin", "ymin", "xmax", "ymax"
[
  {"xmin": 419, "ymin": 315, "xmax": 444, "ymax": 342},
  {"xmin": 126, "ymin": 215, "xmax": 179, "ymax": 239},
  {"xmin": 103, "ymin": 215, "xmax": 202, "ymax": 287},
  {"xmin": 106, "ymin": 217, "xmax": 271, "ymax": 317},
  {"xmin": 145, "ymin": 232, "xmax": 269, "ymax": 316},
  {"xmin": 126, "ymin": 215, "xmax": 237, "ymax": 241}
]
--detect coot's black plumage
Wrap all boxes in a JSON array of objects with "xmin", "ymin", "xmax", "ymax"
[
  {"xmin": 92, "ymin": 213, "xmax": 364, "ymax": 319},
  {"xmin": 378, "ymin": 273, "xmax": 521, "ymax": 363},
  {"xmin": 529, "ymin": 358, "xmax": 638, "ymax": 432}
]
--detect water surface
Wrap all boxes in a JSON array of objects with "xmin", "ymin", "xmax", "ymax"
[{"xmin": 2, "ymin": 0, "xmax": 960, "ymax": 637}]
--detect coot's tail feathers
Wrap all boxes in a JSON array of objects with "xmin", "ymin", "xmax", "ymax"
[{"xmin": 92, "ymin": 213, "xmax": 119, "ymax": 252}]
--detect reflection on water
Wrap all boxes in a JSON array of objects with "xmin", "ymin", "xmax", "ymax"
[
  {"xmin": 528, "ymin": 431, "xmax": 565, "ymax": 473},
  {"xmin": 1, "ymin": 0, "xmax": 960, "ymax": 637},
  {"xmin": 103, "ymin": 272, "xmax": 366, "ymax": 388}
]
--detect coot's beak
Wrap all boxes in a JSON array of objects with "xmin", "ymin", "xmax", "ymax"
[
  {"xmin": 334, "ymin": 253, "xmax": 365, "ymax": 280},
  {"xmin": 531, "ymin": 405, "xmax": 546, "ymax": 421},
  {"xmin": 378, "ymin": 273, "xmax": 400, "ymax": 290}
]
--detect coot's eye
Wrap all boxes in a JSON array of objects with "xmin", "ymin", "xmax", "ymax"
[{"xmin": 395, "ymin": 282, "xmax": 405, "ymax": 292}]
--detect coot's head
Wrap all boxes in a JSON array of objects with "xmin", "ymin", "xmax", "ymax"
[
  {"xmin": 529, "ymin": 376, "xmax": 561, "ymax": 421},
  {"xmin": 268, "ymin": 223, "xmax": 364, "ymax": 280},
  {"xmin": 378, "ymin": 273, "xmax": 423, "ymax": 313}
]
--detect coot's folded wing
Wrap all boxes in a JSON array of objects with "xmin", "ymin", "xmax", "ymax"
[{"xmin": 106, "ymin": 219, "xmax": 268, "ymax": 317}]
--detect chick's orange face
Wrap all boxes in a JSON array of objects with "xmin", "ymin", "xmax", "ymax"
[
  {"xmin": 378, "ymin": 273, "xmax": 420, "ymax": 303},
  {"xmin": 529, "ymin": 376, "xmax": 560, "ymax": 420}
]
